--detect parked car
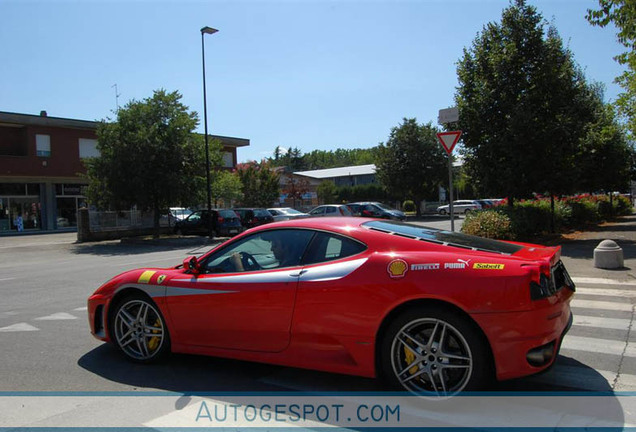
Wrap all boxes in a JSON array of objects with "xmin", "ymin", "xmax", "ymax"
[
  {"xmin": 232, "ymin": 208, "xmax": 274, "ymax": 229},
  {"xmin": 307, "ymin": 204, "xmax": 353, "ymax": 217},
  {"xmin": 476, "ymin": 200, "xmax": 494, "ymax": 209},
  {"xmin": 174, "ymin": 209, "xmax": 242, "ymax": 237},
  {"xmin": 437, "ymin": 200, "xmax": 482, "ymax": 215},
  {"xmin": 267, "ymin": 207, "xmax": 309, "ymax": 221},
  {"xmin": 89, "ymin": 217, "xmax": 575, "ymax": 396},
  {"xmin": 349, "ymin": 201, "xmax": 406, "ymax": 221}
]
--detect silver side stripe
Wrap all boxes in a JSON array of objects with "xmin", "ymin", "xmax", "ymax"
[
  {"xmin": 172, "ymin": 257, "xmax": 368, "ymax": 285},
  {"xmin": 299, "ymin": 257, "xmax": 368, "ymax": 282},
  {"xmin": 116, "ymin": 283, "xmax": 236, "ymax": 298}
]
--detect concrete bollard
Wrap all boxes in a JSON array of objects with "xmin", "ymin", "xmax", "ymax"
[{"xmin": 594, "ymin": 239, "xmax": 624, "ymax": 269}]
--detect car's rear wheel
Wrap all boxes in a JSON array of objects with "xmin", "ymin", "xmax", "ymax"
[
  {"xmin": 110, "ymin": 294, "xmax": 170, "ymax": 363},
  {"xmin": 439, "ymin": 209, "xmax": 447, "ymax": 215},
  {"xmin": 380, "ymin": 307, "xmax": 491, "ymax": 396}
]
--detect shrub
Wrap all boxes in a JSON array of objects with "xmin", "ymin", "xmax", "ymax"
[
  {"xmin": 461, "ymin": 210, "xmax": 514, "ymax": 240},
  {"xmin": 616, "ymin": 195, "xmax": 633, "ymax": 216},
  {"xmin": 403, "ymin": 200, "xmax": 416, "ymax": 212}
]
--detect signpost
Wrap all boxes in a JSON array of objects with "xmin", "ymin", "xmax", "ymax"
[{"xmin": 437, "ymin": 107, "xmax": 461, "ymax": 232}]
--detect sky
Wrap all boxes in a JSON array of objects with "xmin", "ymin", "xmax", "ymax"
[{"xmin": 0, "ymin": 0, "xmax": 626, "ymax": 163}]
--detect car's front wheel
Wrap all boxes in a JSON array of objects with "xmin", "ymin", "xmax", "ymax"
[
  {"xmin": 110, "ymin": 294, "xmax": 170, "ymax": 363},
  {"xmin": 380, "ymin": 307, "xmax": 491, "ymax": 396},
  {"xmin": 439, "ymin": 209, "xmax": 447, "ymax": 215}
]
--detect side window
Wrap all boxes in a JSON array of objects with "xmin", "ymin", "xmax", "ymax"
[
  {"xmin": 309, "ymin": 207, "xmax": 323, "ymax": 215},
  {"xmin": 188, "ymin": 213, "xmax": 201, "ymax": 223},
  {"xmin": 202, "ymin": 229, "xmax": 314, "ymax": 273},
  {"xmin": 303, "ymin": 232, "xmax": 367, "ymax": 265},
  {"xmin": 325, "ymin": 207, "xmax": 336, "ymax": 214}
]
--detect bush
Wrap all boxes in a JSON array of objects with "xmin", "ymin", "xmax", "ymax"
[
  {"xmin": 616, "ymin": 195, "xmax": 633, "ymax": 216},
  {"xmin": 403, "ymin": 200, "xmax": 416, "ymax": 212},
  {"xmin": 461, "ymin": 210, "xmax": 514, "ymax": 240}
]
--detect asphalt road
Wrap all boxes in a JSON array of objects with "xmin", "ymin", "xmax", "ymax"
[{"xmin": 0, "ymin": 216, "xmax": 632, "ymax": 395}]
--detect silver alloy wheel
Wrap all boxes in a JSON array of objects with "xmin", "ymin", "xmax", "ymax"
[
  {"xmin": 390, "ymin": 318, "xmax": 473, "ymax": 395},
  {"xmin": 113, "ymin": 299, "xmax": 165, "ymax": 361}
]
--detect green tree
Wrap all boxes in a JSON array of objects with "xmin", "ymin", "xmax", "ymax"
[
  {"xmin": 456, "ymin": 0, "xmax": 597, "ymax": 203},
  {"xmin": 210, "ymin": 170, "xmax": 243, "ymax": 207},
  {"xmin": 375, "ymin": 118, "xmax": 447, "ymax": 216},
  {"xmin": 236, "ymin": 160, "xmax": 280, "ymax": 207},
  {"xmin": 576, "ymin": 94, "xmax": 631, "ymax": 193},
  {"xmin": 85, "ymin": 89, "xmax": 203, "ymax": 237},
  {"xmin": 587, "ymin": 1, "xmax": 636, "ymax": 140},
  {"xmin": 317, "ymin": 180, "xmax": 337, "ymax": 204}
]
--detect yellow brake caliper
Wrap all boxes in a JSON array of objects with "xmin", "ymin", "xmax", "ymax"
[
  {"xmin": 404, "ymin": 344, "xmax": 418, "ymax": 375},
  {"xmin": 147, "ymin": 319, "xmax": 161, "ymax": 351}
]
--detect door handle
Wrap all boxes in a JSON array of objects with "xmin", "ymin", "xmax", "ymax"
[{"xmin": 289, "ymin": 269, "xmax": 308, "ymax": 277}]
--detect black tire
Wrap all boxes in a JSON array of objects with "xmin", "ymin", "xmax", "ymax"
[
  {"xmin": 109, "ymin": 293, "xmax": 171, "ymax": 363},
  {"xmin": 439, "ymin": 209, "xmax": 447, "ymax": 215},
  {"xmin": 379, "ymin": 306, "xmax": 492, "ymax": 396},
  {"xmin": 175, "ymin": 228, "xmax": 184, "ymax": 236},
  {"xmin": 464, "ymin": 209, "xmax": 471, "ymax": 214}
]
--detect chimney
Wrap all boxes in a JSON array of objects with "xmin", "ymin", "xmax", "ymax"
[{"xmin": 40, "ymin": 110, "xmax": 47, "ymax": 117}]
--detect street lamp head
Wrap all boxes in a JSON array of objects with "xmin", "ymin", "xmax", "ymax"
[{"xmin": 201, "ymin": 26, "xmax": 218, "ymax": 35}]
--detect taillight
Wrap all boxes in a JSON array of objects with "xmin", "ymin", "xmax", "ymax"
[
  {"xmin": 530, "ymin": 273, "xmax": 553, "ymax": 300},
  {"xmin": 218, "ymin": 217, "xmax": 224, "ymax": 223}
]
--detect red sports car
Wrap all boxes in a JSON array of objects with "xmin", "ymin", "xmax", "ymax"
[{"xmin": 88, "ymin": 217, "xmax": 574, "ymax": 395}]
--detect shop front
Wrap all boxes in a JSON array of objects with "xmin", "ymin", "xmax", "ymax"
[{"xmin": 0, "ymin": 182, "xmax": 86, "ymax": 233}]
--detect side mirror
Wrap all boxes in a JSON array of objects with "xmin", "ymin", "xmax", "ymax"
[{"xmin": 183, "ymin": 255, "xmax": 200, "ymax": 274}]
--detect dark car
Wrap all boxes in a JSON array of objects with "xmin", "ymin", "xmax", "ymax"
[
  {"xmin": 174, "ymin": 209, "xmax": 243, "ymax": 237},
  {"xmin": 232, "ymin": 208, "xmax": 274, "ymax": 229},
  {"xmin": 349, "ymin": 202, "xmax": 406, "ymax": 221}
]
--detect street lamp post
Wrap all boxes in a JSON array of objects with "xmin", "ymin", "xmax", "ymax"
[{"xmin": 201, "ymin": 26, "xmax": 218, "ymax": 239}]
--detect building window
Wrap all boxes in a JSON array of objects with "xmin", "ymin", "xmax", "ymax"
[
  {"xmin": 36, "ymin": 134, "xmax": 51, "ymax": 157},
  {"xmin": 79, "ymin": 138, "xmax": 99, "ymax": 158},
  {"xmin": 223, "ymin": 152, "xmax": 234, "ymax": 168}
]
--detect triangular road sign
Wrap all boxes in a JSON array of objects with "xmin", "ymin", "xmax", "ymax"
[{"xmin": 437, "ymin": 131, "xmax": 462, "ymax": 155}]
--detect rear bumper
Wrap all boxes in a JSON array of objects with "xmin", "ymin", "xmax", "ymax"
[{"xmin": 472, "ymin": 291, "xmax": 573, "ymax": 381}]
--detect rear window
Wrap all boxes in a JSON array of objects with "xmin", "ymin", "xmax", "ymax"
[
  {"xmin": 219, "ymin": 210, "xmax": 238, "ymax": 218},
  {"xmin": 363, "ymin": 220, "xmax": 523, "ymax": 255}
]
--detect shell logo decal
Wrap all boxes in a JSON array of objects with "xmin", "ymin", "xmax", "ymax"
[{"xmin": 387, "ymin": 259, "xmax": 408, "ymax": 278}]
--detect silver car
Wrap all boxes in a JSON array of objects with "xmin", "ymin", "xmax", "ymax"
[
  {"xmin": 307, "ymin": 204, "xmax": 354, "ymax": 217},
  {"xmin": 437, "ymin": 200, "xmax": 482, "ymax": 215},
  {"xmin": 267, "ymin": 207, "xmax": 309, "ymax": 221}
]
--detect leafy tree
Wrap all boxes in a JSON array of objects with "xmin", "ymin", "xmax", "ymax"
[
  {"xmin": 375, "ymin": 118, "xmax": 447, "ymax": 215},
  {"xmin": 317, "ymin": 180, "xmax": 337, "ymax": 204},
  {"xmin": 576, "ymin": 93, "xmax": 631, "ymax": 193},
  {"xmin": 282, "ymin": 173, "xmax": 310, "ymax": 208},
  {"xmin": 456, "ymin": 0, "xmax": 598, "ymax": 204},
  {"xmin": 85, "ymin": 89, "xmax": 203, "ymax": 237},
  {"xmin": 587, "ymin": 1, "xmax": 636, "ymax": 139},
  {"xmin": 210, "ymin": 170, "xmax": 243, "ymax": 207},
  {"xmin": 269, "ymin": 146, "xmax": 380, "ymax": 170},
  {"xmin": 236, "ymin": 160, "xmax": 280, "ymax": 207}
]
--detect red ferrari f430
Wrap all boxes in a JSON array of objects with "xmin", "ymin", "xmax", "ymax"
[{"xmin": 88, "ymin": 217, "xmax": 574, "ymax": 395}]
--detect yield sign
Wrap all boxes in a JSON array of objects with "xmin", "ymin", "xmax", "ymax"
[{"xmin": 437, "ymin": 131, "xmax": 462, "ymax": 155}]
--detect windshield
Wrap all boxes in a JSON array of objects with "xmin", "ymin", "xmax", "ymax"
[
  {"xmin": 284, "ymin": 208, "xmax": 303, "ymax": 215},
  {"xmin": 363, "ymin": 220, "xmax": 523, "ymax": 255},
  {"xmin": 375, "ymin": 203, "xmax": 394, "ymax": 211},
  {"xmin": 254, "ymin": 209, "xmax": 271, "ymax": 217}
]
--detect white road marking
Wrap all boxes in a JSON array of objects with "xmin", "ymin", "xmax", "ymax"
[
  {"xmin": 561, "ymin": 335, "xmax": 628, "ymax": 357},
  {"xmin": 573, "ymin": 315, "xmax": 631, "ymax": 330},
  {"xmin": 0, "ymin": 323, "xmax": 39, "ymax": 332},
  {"xmin": 572, "ymin": 277, "xmax": 636, "ymax": 287},
  {"xmin": 73, "ymin": 307, "xmax": 88, "ymax": 311},
  {"xmin": 34, "ymin": 312, "xmax": 77, "ymax": 321},
  {"xmin": 570, "ymin": 299, "xmax": 633, "ymax": 311},
  {"xmin": 0, "ymin": 277, "xmax": 16, "ymax": 282},
  {"xmin": 576, "ymin": 286, "xmax": 636, "ymax": 298}
]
